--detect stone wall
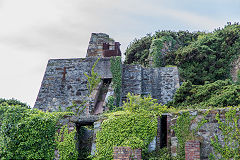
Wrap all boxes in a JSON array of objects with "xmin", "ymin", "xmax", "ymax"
[
  {"xmin": 169, "ymin": 108, "xmax": 240, "ymax": 159},
  {"xmin": 35, "ymin": 60, "xmax": 179, "ymax": 114},
  {"xmin": 34, "ymin": 57, "xmax": 112, "ymax": 114},
  {"xmin": 122, "ymin": 65, "xmax": 179, "ymax": 104},
  {"xmin": 86, "ymin": 33, "xmax": 110, "ymax": 57}
]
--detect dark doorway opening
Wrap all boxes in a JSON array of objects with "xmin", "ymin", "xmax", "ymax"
[
  {"xmin": 160, "ymin": 115, "xmax": 167, "ymax": 148},
  {"xmin": 76, "ymin": 123, "xmax": 94, "ymax": 160}
]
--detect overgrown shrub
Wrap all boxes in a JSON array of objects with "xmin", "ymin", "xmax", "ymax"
[
  {"xmin": 94, "ymin": 93, "xmax": 168, "ymax": 159},
  {"xmin": 124, "ymin": 24, "xmax": 240, "ymax": 85},
  {"xmin": 168, "ymin": 79, "xmax": 240, "ymax": 108},
  {"xmin": 175, "ymin": 24, "xmax": 240, "ymax": 84},
  {"xmin": 0, "ymin": 104, "xmax": 63, "ymax": 159},
  {"xmin": 0, "ymin": 98, "xmax": 29, "ymax": 108},
  {"xmin": 124, "ymin": 30, "xmax": 204, "ymax": 67}
]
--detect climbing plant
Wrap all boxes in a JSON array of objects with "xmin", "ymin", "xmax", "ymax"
[
  {"xmin": 84, "ymin": 58, "xmax": 101, "ymax": 96},
  {"xmin": 0, "ymin": 104, "xmax": 64, "ymax": 159},
  {"xmin": 55, "ymin": 125, "xmax": 78, "ymax": 160},
  {"xmin": 209, "ymin": 107, "xmax": 240, "ymax": 159},
  {"xmin": 172, "ymin": 112, "xmax": 195, "ymax": 159},
  {"xmin": 68, "ymin": 58, "xmax": 101, "ymax": 115},
  {"xmin": 172, "ymin": 110, "xmax": 209, "ymax": 159},
  {"xmin": 94, "ymin": 93, "xmax": 168, "ymax": 160},
  {"xmin": 110, "ymin": 56, "xmax": 122, "ymax": 107}
]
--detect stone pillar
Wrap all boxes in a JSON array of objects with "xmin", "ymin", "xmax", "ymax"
[
  {"xmin": 156, "ymin": 116, "xmax": 161, "ymax": 151},
  {"xmin": 113, "ymin": 147, "xmax": 142, "ymax": 160},
  {"xmin": 166, "ymin": 114, "xmax": 171, "ymax": 150},
  {"xmin": 185, "ymin": 140, "xmax": 200, "ymax": 160},
  {"xmin": 91, "ymin": 120, "xmax": 102, "ymax": 155}
]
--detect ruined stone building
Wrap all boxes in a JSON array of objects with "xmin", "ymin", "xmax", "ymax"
[
  {"xmin": 34, "ymin": 33, "xmax": 180, "ymax": 158},
  {"xmin": 33, "ymin": 33, "xmax": 232, "ymax": 159},
  {"xmin": 34, "ymin": 33, "xmax": 179, "ymax": 120}
]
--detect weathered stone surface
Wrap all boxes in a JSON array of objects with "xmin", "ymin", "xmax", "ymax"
[
  {"xmin": 34, "ymin": 57, "xmax": 112, "ymax": 113},
  {"xmin": 122, "ymin": 65, "xmax": 179, "ymax": 104},
  {"xmin": 148, "ymin": 137, "xmax": 156, "ymax": 152},
  {"xmin": 169, "ymin": 108, "xmax": 240, "ymax": 159}
]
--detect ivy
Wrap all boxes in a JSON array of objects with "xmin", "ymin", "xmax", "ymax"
[
  {"xmin": 0, "ymin": 104, "xmax": 64, "ymax": 159},
  {"xmin": 55, "ymin": 125, "xmax": 78, "ymax": 160},
  {"xmin": 94, "ymin": 93, "xmax": 168, "ymax": 159},
  {"xmin": 209, "ymin": 107, "xmax": 240, "ymax": 159},
  {"xmin": 172, "ymin": 112, "xmax": 194, "ymax": 159},
  {"xmin": 0, "ymin": 98, "xmax": 29, "ymax": 108},
  {"xmin": 172, "ymin": 110, "xmax": 209, "ymax": 159},
  {"xmin": 110, "ymin": 56, "xmax": 122, "ymax": 107}
]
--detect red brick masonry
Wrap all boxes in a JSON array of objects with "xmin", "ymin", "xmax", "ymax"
[
  {"xmin": 113, "ymin": 147, "xmax": 142, "ymax": 160},
  {"xmin": 185, "ymin": 140, "xmax": 200, "ymax": 160}
]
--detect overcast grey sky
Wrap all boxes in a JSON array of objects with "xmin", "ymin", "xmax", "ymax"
[{"xmin": 0, "ymin": 0, "xmax": 239, "ymax": 107}]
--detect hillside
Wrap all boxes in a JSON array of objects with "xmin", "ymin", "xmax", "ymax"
[{"xmin": 125, "ymin": 23, "xmax": 240, "ymax": 85}]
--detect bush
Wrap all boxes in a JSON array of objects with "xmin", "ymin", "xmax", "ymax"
[
  {"xmin": 168, "ymin": 79, "xmax": 240, "ymax": 108},
  {"xmin": 124, "ymin": 24, "xmax": 240, "ymax": 85},
  {"xmin": 0, "ymin": 98, "xmax": 29, "ymax": 108},
  {"xmin": 94, "ymin": 93, "xmax": 168, "ymax": 159},
  {"xmin": 0, "ymin": 104, "xmax": 63, "ymax": 159}
]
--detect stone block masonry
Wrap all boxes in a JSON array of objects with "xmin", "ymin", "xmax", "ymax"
[
  {"xmin": 169, "ymin": 108, "xmax": 240, "ymax": 159},
  {"xmin": 35, "ymin": 59, "xmax": 179, "ymax": 114},
  {"xmin": 185, "ymin": 140, "xmax": 200, "ymax": 160},
  {"xmin": 122, "ymin": 65, "xmax": 179, "ymax": 105},
  {"xmin": 34, "ymin": 57, "xmax": 112, "ymax": 112}
]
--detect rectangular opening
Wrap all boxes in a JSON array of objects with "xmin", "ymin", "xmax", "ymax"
[
  {"xmin": 160, "ymin": 115, "xmax": 167, "ymax": 148},
  {"xmin": 93, "ymin": 78, "xmax": 112, "ymax": 115},
  {"xmin": 76, "ymin": 123, "xmax": 94, "ymax": 159}
]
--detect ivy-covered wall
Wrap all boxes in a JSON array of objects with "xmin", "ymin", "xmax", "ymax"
[{"xmin": 169, "ymin": 107, "xmax": 240, "ymax": 159}]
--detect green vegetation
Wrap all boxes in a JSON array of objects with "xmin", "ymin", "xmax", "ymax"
[
  {"xmin": 56, "ymin": 125, "xmax": 78, "ymax": 160},
  {"xmin": 172, "ymin": 112, "xmax": 195, "ymax": 159},
  {"xmin": 84, "ymin": 58, "xmax": 101, "ymax": 95},
  {"xmin": 94, "ymin": 93, "xmax": 168, "ymax": 159},
  {"xmin": 209, "ymin": 107, "xmax": 240, "ymax": 159},
  {"xmin": 125, "ymin": 24, "xmax": 240, "ymax": 85},
  {"xmin": 0, "ymin": 98, "xmax": 29, "ymax": 108},
  {"xmin": 125, "ymin": 31, "xmax": 204, "ymax": 67},
  {"xmin": 146, "ymin": 147, "xmax": 172, "ymax": 160},
  {"xmin": 149, "ymin": 36, "xmax": 177, "ymax": 67},
  {"xmin": 168, "ymin": 79, "xmax": 240, "ymax": 109},
  {"xmin": 0, "ymin": 104, "xmax": 64, "ymax": 159},
  {"xmin": 110, "ymin": 56, "xmax": 122, "ymax": 107}
]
